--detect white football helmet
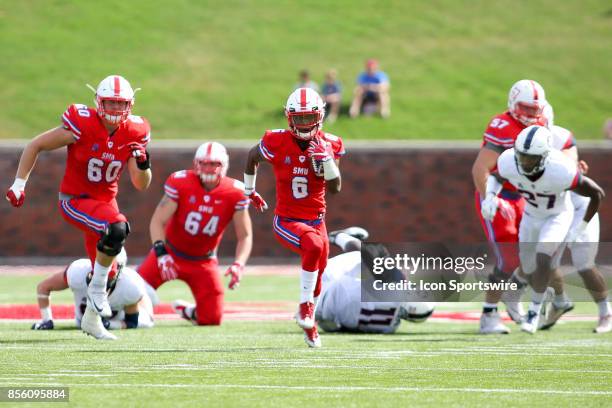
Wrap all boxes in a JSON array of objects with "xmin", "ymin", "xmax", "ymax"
[
  {"xmin": 285, "ymin": 87, "xmax": 325, "ymax": 140},
  {"xmin": 514, "ymin": 125, "xmax": 552, "ymax": 176},
  {"xmin": 399, "ymin": 302, "xmax": 435, "ymax": 323},
  {"xmin": 507, "ymin": 79, "xmax": 547, "ymax": 126},
  {"xmin": 194, "ymin": 142, "xmax": 229, "ymax": 184},
  {"xmin": 87, "ymin": 75, "xmax": 138, "ymax": 125}
]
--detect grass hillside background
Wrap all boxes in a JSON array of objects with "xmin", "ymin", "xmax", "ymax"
[{"xmin": 1, "ymin": 0, "xmax": 611, "ymax": 140}]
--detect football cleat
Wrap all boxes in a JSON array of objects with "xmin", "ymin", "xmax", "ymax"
[
  {"xmin": 539, "ymin": 301, "xmax": 574, "ymax": 331},
  {"xmin": 329, "ymin": 227, "xmax": 370, "ymax": 243},
  {"xmin": 501, "ymin": 284, "xmax": 526, "ymax": 324},
  {"xmin": 172, "ymin": 299, "xmax": 197, "ymax": 324},
  {"xmin": 87, "ymin": 284, "xmax": 112, "ymax": 318},
  {"xmin": 521, "ymin": 310, "xmax": 540, "ymax": 334},
  {"xmin": 31, "ymin": 320, "xmax": 54, "ymax": 330},
  {"xmin": 594, "ymin": 315, "xmax": 612, "ymax": 334},
  {"xmin": 81, "ymin": 306, "xmax": 117, "ymax": 340},
  {"xmin": 303, "ymin": 325, "xmax": 322, "ymax": 348},
  {"xmin": 295, "ymin": 302, "xmax": 315, "ymax": 329},
  {"xmin": 479, "ymin": 311, "xmax": 510, "ymax": 334}
]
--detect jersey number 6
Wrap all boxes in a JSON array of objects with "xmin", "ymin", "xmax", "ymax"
[{"xmin": 292, "ymin": 176, "xmax": 308, "ymax": 199}]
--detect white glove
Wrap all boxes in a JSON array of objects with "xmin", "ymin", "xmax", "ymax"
[{"xmin": 480, "ymin": 194, "xmax": 499, "ymax": 221}]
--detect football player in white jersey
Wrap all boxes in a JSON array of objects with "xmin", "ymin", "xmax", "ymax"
[
  {"xmin": 32, "ymin": 249, "xmax": 155, "ymax": 339},
  {"xmin": 315, "ymin": 227, "xmax": 435, "ymax": 334},
  {"xmin": 542, "ymin": 108, "xmax": 612, "ymax": 333},
  {"xmin": 481, "ymin": 125, "xmax": 605, "ymax": 334}
]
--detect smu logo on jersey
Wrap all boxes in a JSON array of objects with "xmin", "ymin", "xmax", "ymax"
[
  {"xmin": 102, "ymin": 152, "xmax": 116, "ymax": 161},
  {"xmin": 293, "ymin": 167, "xmax": 309, "ymax": 175},
  {"xmin": 198, "ymin": 205, "xmax": 213, "ymax": 214}
]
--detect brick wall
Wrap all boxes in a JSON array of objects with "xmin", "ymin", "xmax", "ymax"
[{"xmin": 1, "ymin": 145, "xmax": 610, "ymax": 258}]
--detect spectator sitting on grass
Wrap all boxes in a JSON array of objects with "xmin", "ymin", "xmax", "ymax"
[
  {"xmin": 321, "ymin": 69, "xmax": 342, "ymax": 123},
  {"xmin": 349, "ymin": 59, "xmax": 390, "ymax": 119},
  {"xmin": 294, "ymin": 69, "xmax": 319, "ymax": 93}
]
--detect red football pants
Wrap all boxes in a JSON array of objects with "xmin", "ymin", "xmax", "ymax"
[
  {"xmin": 474, "ymin": 191, "xmax": 525, "ymax": 275},
  {"xmin": 272, "ymin": 215, "xmax": 329, "ymax": 298},
  {"xmin": 138, "ymin": 249, "xmax": 223, "ymax": 326},
  {"xmin": 58, "ymin": 197, "xmax": 127, "ymax": 274}
]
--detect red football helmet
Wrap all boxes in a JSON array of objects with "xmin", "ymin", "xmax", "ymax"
[{"xmin": 285, "ymin": 88, "xmax": 325, "ymax": 140}]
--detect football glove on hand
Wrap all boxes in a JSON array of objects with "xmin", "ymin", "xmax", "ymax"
[
  {"xmin": 225, "ymin": 261, "xmax": 244, "ymax": 290},
  {"xmin": 246, "ymin": 191, "xmax": 268, "ymax": 212},
  {"xmin": 6, "ymin": 178, "xmax": 26, "ymax": 207},
  {"xmin": 481, "ymin": 194, "xmax": 515, "ymax": 222},
  {"xmin": 127, "ymin": 142, "xmax": 150, "ymax": 170},
  {"xmin": 31, "ymin": 320, "xmax": 54, "ymax": 330},
  {"xmin": 158, "ymin": 254, "xmax": 178, "ymax": 281},
  {"xmin": 307, "ymin": 138, "xmax": 333, "ymax": 162}
]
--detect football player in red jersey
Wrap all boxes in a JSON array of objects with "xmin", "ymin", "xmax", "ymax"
[
  {"xmin": 244, "ymin": 88, "xmax": 345, "ymax": 348},
  {"xmin": 6, "ymin": 75, "xmax": 152, "ymax": 339},
  {"xmin": 472, "ymin": 79, "xmax": 550, "ymax": 334},
  {"xmin": 137, "ymin": 142, "xmax": 253, "ymax": 326}
]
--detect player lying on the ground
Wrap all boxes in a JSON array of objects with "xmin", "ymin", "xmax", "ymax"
[
  {"xmin": 244, "ymin": 87, "xmax": 344, "ymax": 348},
  {"xmin": 32, "ymin": 249, "xmax": 154, "ymax": 336},
  {"xmin": 315, "ymin": 227, "xmax": 435, "ymax": 333},
  {"xmin": 481, "ymin": 125, "xmax": 605, "ymax": 334},
  {"xmin": 138, "ymin": 142, "xmax": 252, "ymax": 326}
]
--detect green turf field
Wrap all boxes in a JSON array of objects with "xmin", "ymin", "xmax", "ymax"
[
  {"xmin": 1, "ymin": 1, "xmax": 611, "ymax": 140},
  {"xmin": 1, "ymin": 272, "xmax": 611, "ymax": 407}
]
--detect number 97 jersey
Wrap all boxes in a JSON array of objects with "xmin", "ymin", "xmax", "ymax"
[{"xmin": 163, "ymin": 170, "xmax": 249, "ymax": 258}]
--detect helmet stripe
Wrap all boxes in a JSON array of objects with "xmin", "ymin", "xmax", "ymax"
[
  {"xmin": 300, "ymin": 88, "xmax": 307, "ymax": 108},
  {"xmin": 530, "ymin": 80, "xmax": 538, "ymax": 100},
  {"xmin": 206, "ymin": 142, "xmax": 213, "ymax": 156},
  {"xmin": 524, "ymin": 126, "xmax": 538, "ymax": 150},
  {"xmin": 114, "ymin": 76, "xmax": 121, "ymax": 97}
]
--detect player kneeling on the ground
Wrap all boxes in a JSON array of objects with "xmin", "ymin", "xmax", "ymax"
[
  {"xmin": 32, "ymin": 250, "xmax": 154, "ymax": 339},
  {"xmin": 138, "ymin": 142, "xmax": 252, "ymax": 326},
  {"xmin": 316, "ymin": 227, "xmax": 435, "ymax": 333},
  {"xmin": 481, "ymin": 125, "xmax": 604, "ymax": 334}
]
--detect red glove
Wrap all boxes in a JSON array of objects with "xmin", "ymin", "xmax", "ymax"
[
  {"xmin": 6, "ymin": 179, "xmax": 26, "ymax": 207},
  {"xmin": 225, "ymin": 261, "xmax": 244, "ymax": 290},
  {"xmin": 158, "ymin": 254, "xmax": 179, "ymax": 281},
  {"xmin": 127, "ymin": 142, "xmax": 150, "ymax": 169},
  {"xmin": 246, "ymin": 191, "xmax": 268, "ymax": 212},
  {"xmin": 307, "ymin": 138, "xmax": 333, "ymax": 162}
]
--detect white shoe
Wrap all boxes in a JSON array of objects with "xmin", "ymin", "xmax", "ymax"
[
  {"xmin": 87, "ymin": 284, "xmax": 112, "ymax": 318},
  {"xmin": 81, "ymin": 307, "xmax": 117, "ymax": 340},
  {"xmin": 539, "ymin": 301, "xmax": 574, "ymax": 330},
  {"xmin": 594, "ymin": 315, "xmax": 612, "ymax": 334},
  {"xmin": 521, "ymin": 310, "xmax": 540, "ymax": 334},
  {"xmin": 172, "ymin": 299, "xmax": 197, "ymax": 324},
  {"xmin": 479, "ymin": 311, "xmax": 510, "ymax": 334}
]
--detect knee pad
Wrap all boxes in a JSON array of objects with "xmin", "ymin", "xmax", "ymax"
[{"xmin": 97, "ymin": 222, "xmax": 130, "ymax": 256}]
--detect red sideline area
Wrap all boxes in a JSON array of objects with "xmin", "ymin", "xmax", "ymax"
[{"xmin": 0, "ymin": 304, "xmax": 596, "ymax": 323}]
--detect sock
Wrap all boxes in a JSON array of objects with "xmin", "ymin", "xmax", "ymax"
[
  {"xmin": 91, "ymin": 261, "xmax": 111, "ymax": 288},
  {"xmin": 553, "ymin": 292, "xmax": 570, "ymax": 308},
  {"xmin": 597, "ymin": 299, "xmax": 612, "ymax": 317},
  {"xmin": 41, "ymin": 307, "xmax": 52, "ymax": 321},
  {"xmin": 300, "ymin": 270, "xmax": 318, "ymax": 303},
  {"xmin": 334, "ymin": 233, "xmax": 356, "ymax": 251},
  {"xmin": 483, "ymin": 302, "xmax": 498, "ymax": 313},
  {"xmin": 529, "ymin": 291, "xmax": 545, "ymax": 315},
  {"xmin": 313, "ymin": 296, "xmax": 319, "ymax": 308}
]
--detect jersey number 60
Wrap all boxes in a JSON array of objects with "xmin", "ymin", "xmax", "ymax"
[{"xmin": 87, "ymin": 158, "xmax": 122, "ymax": 183}]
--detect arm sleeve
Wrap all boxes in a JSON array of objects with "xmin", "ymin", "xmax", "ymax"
[
  {"xmin": 258, "ymin": 131, "xmax": 278, "ymax": 163},
  {"xmin": 61, "ymin": 105, "xmax": 83, "ymax": 140},
  {"xmin": 163, "ymin": 173, "xmax": 180, "ymax": 202},
  {"xmin": 232, "ymin": 180, "xmax": 250, "ymax": 211}
]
